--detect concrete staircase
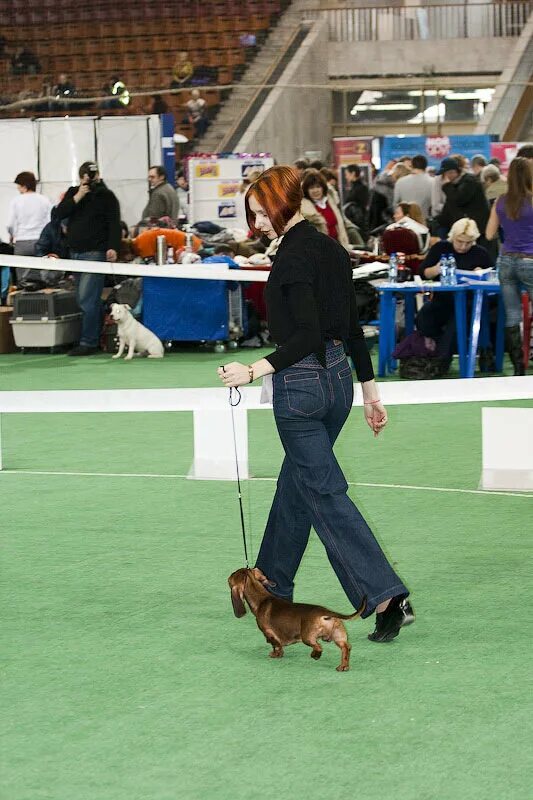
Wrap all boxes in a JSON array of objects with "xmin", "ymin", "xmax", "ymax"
[{"xmin": 197, "ymin": 4, "xmax": 301, "ymax": 152}]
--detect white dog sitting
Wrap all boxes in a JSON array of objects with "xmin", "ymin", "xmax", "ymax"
[{"xmin": 110, "ymin": 303, "xmax": 164, "ymax": 360}]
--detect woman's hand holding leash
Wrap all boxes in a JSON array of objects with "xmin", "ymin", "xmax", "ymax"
[{"xmin": 217, "ymin": 358, "xmax": 274, "ymax": 388}]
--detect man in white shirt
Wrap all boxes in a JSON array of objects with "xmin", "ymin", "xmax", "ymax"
[
  {"xmin": 7, "ymin": 171, "xmax": 52, "ymax": 284},
  {"xmin": 393, "ymin": 154, "xmax": 434, "ymax": 219}
]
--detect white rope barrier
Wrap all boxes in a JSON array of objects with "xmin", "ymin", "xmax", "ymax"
[{"xmin": 0, "ymin": 254, "xmax": 270, "ymax": 283}]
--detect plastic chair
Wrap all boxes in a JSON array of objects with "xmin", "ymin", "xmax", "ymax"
[{"xmin": 381, "ymin": 227, "xmax": 420, "ymax": 256}]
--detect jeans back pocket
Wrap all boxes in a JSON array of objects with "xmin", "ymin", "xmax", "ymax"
[
  {"xmin": 284, "ymin": 370, "xmax": 325, "ymax": 417},
  {"xmin": 337, "ymin": 365, "xmax": 354, "ymax": 409}
]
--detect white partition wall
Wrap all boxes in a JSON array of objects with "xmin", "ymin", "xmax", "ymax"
[
  {"xmin": 0, "ymin": 120, "xmax": 37, "ymax": 240},
  {"xmin": 38, "ymin": 117, "xmax": 97, "ymax": 184},
  {"xmin": 0, "ymin": 115, "xmax": 161, "ymax": 237}
]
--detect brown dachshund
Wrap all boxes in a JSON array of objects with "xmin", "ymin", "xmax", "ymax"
[{"xmin": 228, "ymin": 567, "xmax": 366, "ymax": 671}]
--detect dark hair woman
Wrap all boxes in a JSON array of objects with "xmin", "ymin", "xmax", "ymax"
[
  {"xmin": 486, "ymin": 156, "xmax": 533, "ymax": 375},
  {"xmin": 217, "ymin": 165, "xmax": 414, "ymax": 644},
  {"xmin": 300, "ymin": 169, "xmax": 350, "ymax": 249},
  {"xmin": 8, "ymin": 171, "xmax": 52, "ymax": 285}
]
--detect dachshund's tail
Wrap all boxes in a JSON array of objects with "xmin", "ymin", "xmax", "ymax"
[{"xmin": 328, "ymin": 596, "xmax": 367, "ymax": 621}]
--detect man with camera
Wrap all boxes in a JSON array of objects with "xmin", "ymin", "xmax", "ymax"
[{"xmin": 56, "ymin": 162, "xmax": 121, "ymax": 355}]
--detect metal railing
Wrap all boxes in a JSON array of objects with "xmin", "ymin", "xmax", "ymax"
[{"xmin": 302, "ymin": 2, "xmax": 533, "ymax": 42}]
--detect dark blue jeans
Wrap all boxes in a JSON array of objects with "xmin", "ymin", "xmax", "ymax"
[
  {"xmin": 71, "ymin": 251, "xmax": 106, "ymax": 348},
  {"xmin": 255, "ymin": 342, "xmax": 409, "ymax": 618}
]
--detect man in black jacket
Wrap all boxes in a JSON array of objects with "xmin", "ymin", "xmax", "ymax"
[
  {"xmin": 343, "ymin": 163, "xmax": 369, "ymax": 239},
  {"xmin": 56, "ymin": 162, "xmax": 121, "ymax": 355},
  {"xmin": 437, "ymin": 157, "xmax": 490, "ymax": 241}
]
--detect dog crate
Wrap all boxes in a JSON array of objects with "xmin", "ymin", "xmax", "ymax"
[
  {"xmin": 10, "ymin": 314, "xmax": 82, "ymax": 349},
  {"xmin": 12, "ymin": 290, "xmax": 79, "ymax": 320}
]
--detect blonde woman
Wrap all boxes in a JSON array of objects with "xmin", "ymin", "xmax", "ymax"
[{"xmin": 416, "ymin": 218, "xmax": 494, "ymax": 372}]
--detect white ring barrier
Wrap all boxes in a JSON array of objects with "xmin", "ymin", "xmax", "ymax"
[
  {"xmin": 0, "ymin": 253, "xmax": 270, "ymax": 283},
  {"xmin": 0, "ymin": 378, "xmax": 532, "ymax": 480}
]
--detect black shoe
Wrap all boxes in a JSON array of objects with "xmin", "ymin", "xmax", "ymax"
[
  {"xmin": 368, "ymin": 596, "xmax": 415, "ymax": 643},
  {"xmin": 67, "ymin": 345, "xmax": 99, "ymax": 356}
]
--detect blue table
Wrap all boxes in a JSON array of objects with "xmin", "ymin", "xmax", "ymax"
[
  {"xmin": 464, "ymin": 279, "xmax": 504, "ymax": 378},
  {"xmin": 377, "ymin": 282, "xmax": 469, "ymax": 377}
]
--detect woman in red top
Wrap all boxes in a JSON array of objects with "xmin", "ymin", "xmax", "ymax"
[{"xmin": 300, "ymin": 169, "xmax": 350, "ymax": 249}]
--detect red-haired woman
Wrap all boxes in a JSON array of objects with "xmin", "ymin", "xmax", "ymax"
[{"xmin": 217, "ymin": 165, "xmax": 414, "ymax": 644}]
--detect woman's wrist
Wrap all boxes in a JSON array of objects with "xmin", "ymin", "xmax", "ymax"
[
  {"xmin": 361, "ymin": 379, "xmax": 380, "ymax": 404},
  {"xmin": 250, "ymin": 358, "xmax": 275, "ymax": 381}
]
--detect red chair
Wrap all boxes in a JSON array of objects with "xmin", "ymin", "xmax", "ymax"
[{"xmin": 381, "ymin": 228, "xmax": 420, "ymax": 257}]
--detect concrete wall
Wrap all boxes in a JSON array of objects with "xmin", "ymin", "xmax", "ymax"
[
  {"xmin": 329, "ymin": 37, "xmax": 514, "ymax": 77},
  {"xmin": 236, "ymin": 18, "xmax": 331, "ymax": 163}
]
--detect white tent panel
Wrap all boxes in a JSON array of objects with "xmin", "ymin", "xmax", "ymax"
[
  {"xmin": 40, "ymin": 182, "xmax": 73, "ymax": 208},
  {"xmin": 0, "ymin": 183, "xmax": 19, "ymax": 241},
  {"xmin": 96, "ymin": 117, "xmax": 151, "ymax": 181},
  {"xmin": 38, "ymin": 118, "xmax": 96, "ymax": 183},
  {"xmin": 148, "ymin": 114, "xmax": 162, "ymax": 167},
  {"xmin": 105, "ymin": 179, "xmax": 148, "ymax": 227},
  {"xmin": 0, "ymin": 120, "xmax": 37, "ymax": 182}
]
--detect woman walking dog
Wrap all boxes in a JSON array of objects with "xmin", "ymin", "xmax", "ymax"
[{"xmin": 217, "ymin": 166, "xmax": 414, "ymax": 643}]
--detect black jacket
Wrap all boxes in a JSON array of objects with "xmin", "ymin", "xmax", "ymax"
[
  {"xmin": 439, "ymin": 173, "xmax": 489, "ymax": 234},
  {"xmin": 55, "ymin": 181, "xmax": 121, "ymax": 254},
  {"xmin": 34, "ymin": 211, "xmax": 69, "ymax": 259}
]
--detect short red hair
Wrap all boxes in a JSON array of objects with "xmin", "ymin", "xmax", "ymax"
[{"xmin": 245, "ymin": 165, "xmax": 303, "ymax": 236}]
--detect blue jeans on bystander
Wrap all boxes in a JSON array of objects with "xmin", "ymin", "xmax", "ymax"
[
  {"xmin": 498, "ymin": 253, "xmax": 533, "ymax": 327},
  {"xmin": 71, "ymin": 251, "xmax": 106, "ymax": 348}
]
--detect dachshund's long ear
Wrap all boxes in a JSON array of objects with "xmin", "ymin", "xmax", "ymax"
[{"xmin": 231, "ymin": 585, "xmax": 246, "ymax": 618}]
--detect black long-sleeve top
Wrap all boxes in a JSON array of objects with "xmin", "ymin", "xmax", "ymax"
[
  {"xmin": 264, "ymin": 219, "xmax": 374, "ymax": 383},
  {"xmin": 55, "ymin": 181, "xmax": 121, "ymax": 254}
]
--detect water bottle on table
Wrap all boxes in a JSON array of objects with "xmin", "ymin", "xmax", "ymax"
[
  {"xmin": 447, "ymin": 254, "xmax": 457, "ymax": 285},
  {"xmin": 388, "ymin": 252, "xmax": 398, "ymax": 283},
  {"xmin": 439, "ymin": 256, "xmax": 449, "ymax": 285}
]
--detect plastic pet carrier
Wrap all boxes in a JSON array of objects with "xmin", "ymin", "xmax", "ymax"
[{"xmin": 12, "ymin": 290, "xmax": 79, "ymax": 320}]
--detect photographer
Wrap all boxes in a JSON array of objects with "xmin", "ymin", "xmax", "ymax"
[{"xmin": 56, "ymin": 162, "xmax": 121, "ymax": 356}]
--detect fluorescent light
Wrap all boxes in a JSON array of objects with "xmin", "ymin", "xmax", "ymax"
[
  {"xmin": 368, "ymin": 104, "xmax": 416, "ymax": 111},
  {"xmin": 407, "ymin": 103, "xmax": 446, "ymax": 124}
]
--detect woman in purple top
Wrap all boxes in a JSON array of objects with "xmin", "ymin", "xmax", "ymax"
[{"xmin": 486, "ymin": 157, "xmax": 533, "ymax": 375}]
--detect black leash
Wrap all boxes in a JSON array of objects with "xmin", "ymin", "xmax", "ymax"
[{"xmin": 228, "ymin": 386, "xmax": 250, "ymax": 568}]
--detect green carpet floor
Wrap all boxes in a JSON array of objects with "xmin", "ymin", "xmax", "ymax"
[{"xmin": 1, "ymin": 351, "xmax": 532, "ymax": 800}]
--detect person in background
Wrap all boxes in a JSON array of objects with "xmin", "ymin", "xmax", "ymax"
[
  {"xmin": 516, "ymin": 144, "xmax": 533, "ymax": 163},
  {"xmin": 176, "ymin": 172, "xmax": 189, "ymax": 221},
  {"xmin": 150, "ymin": 94, "xmax": 168, "ymax": 115},
  {"xmin": 471, "ymin": 154, "xmax": 488, "ymax": 178},
  {"xmin": 55, "ymin": 161, "xmax": 121, "ymax": 356},
  {"xmin": 10, "ymin": 46, "xmax": 40, "ymax": 75},
  {"xmin": 7, "ymin": 171, "xmax": 52, "ymax": 285},
  {"xmin": 33, "ymin": 208, "xmax": 69, "ymax": 286},
  {"xmin": 171, "ymin": 51, "xmax": 194, "ymax": 88},
  {"xmin": 218, "ymin": 165, "xmax": 414, "ymax": 644},
  {"xmin": 481, "ymin": 164, "xmax": 507, "ymax": 205},
  {"xmin": 51, "ymin": 73, "xmax": 76, "ymax": 109},
  {"xmin": 393, "ymin": 153, "xmax": 433, "ymax": 219},
  {"xmin": 431, "ymin": 153, "xmax": 467, "ymax": 222},
  {"xmin": 343, "ymin": 163, "xmax": 369, "ymax": 237},
  {"xmin": 486, "ymin": 156, "xmax": 533, "ymax": 376},
  {"xmin": 300, "ymin": 169, "xmax": 350, "ymax": 249},
  {"xmin": 293, "ymin": 159, "xmax": 309, "ymax": 180},
  {"xmin": 142, "ymin": 165, "xmax": 179, "ymax": 223},
  {"xmin": 320, "ymin": 168, "xmax": 340, "ymax": 206},
  {"xmin": 416, "ymin": 218, "xmax": 493, "ymax": 373},
  {"xmin": 437, "ymin": 156, "xmax": 490, "ymax": 250},
  {"xmin": 386, "ymin": 201, "xmax": 430, "ymax": 253},
  {"xmin": 185, "ymin": 89, "xmax": 208, "ymax": 138}
]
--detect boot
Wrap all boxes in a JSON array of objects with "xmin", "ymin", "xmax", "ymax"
[{"xmin": 504, "ymin": 325, "xmax": 525, "ymax": 376}]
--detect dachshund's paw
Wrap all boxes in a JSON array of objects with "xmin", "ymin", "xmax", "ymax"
[
  {"xmin": 311, "ymin": 650, "xmax": 322, "ymax": 660},
  {"xmin": 269, "ymin": 649, "xmax": 283, "ymax": 658},
  {"xmin": 336, "ymin": 664, "xmax": 350, "ymax": 671}
]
